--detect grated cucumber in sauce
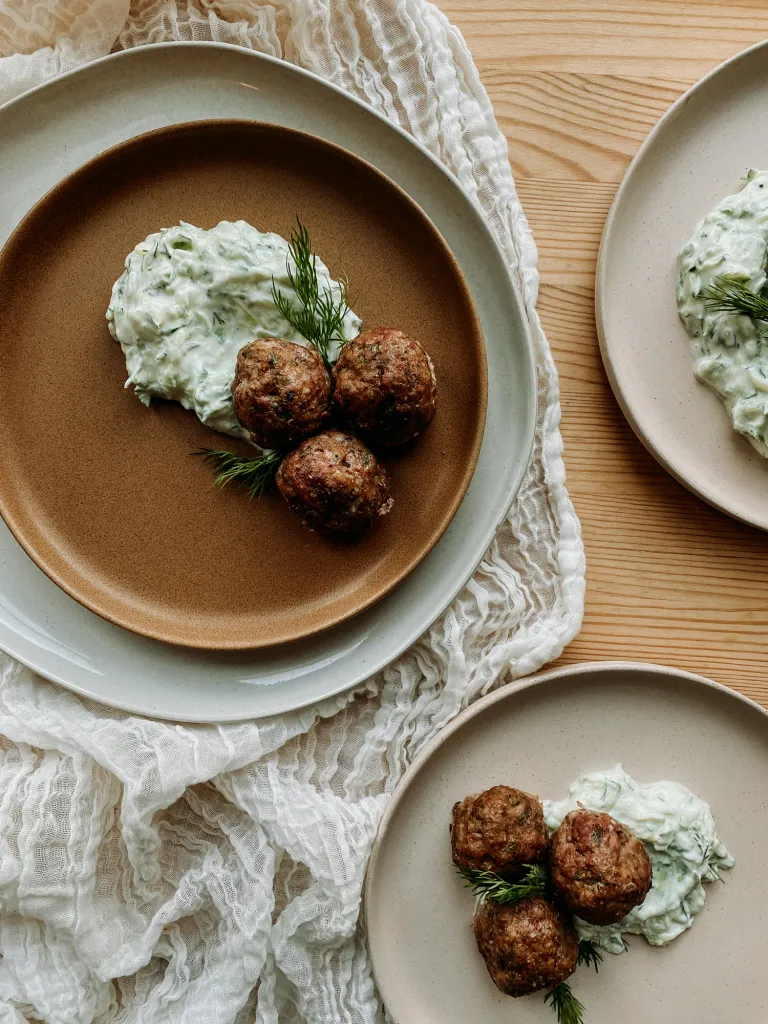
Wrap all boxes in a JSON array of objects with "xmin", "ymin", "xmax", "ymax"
[
  {"xmin": 106, "ymin": 220, "xmax": 360, "ymax": 442},
  {"xmin": 678, "ymin": 169, "xmax": 768, "ymax": 455},
  {"xmin": 544, "ymin": 765, "xmax": 733, "ymax": 955}
]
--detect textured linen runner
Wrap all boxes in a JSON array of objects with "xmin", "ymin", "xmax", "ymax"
[{"xmin": 0, "ymin": 2, "xmax": 586, "ymax": 1022}]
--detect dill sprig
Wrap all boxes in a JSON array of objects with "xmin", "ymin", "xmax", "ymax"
[
  {"xmin": 192, "ymin": 448, "xmax": 282, "ymax": 500},
  {"xmin": 544, "ymin": 983, "xmax": 585, "ymax": 1024},
  {"xmin": 271, "ymin": 217, "xmax": 351, "ymax": 371},
  {"xmin": 457, "ymin": 864, "xmax": 548, "ymax": 905},
  {"xmin": 704, "ymin": 276, "xmax": 768, "ymax": 324},
  {"xmin": 577, "ymin": 939, "xmax": 602, "ymax": 973}
]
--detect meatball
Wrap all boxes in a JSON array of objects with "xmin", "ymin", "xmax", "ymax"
[
  {"xmin": 276, "ymin": 430, "xmax": 392, "ymax": 535},
  {"xmin": 231, "ymin": 337, "xmax": 331, "ymax": 449},
  {"xmin": 332, "ymin": 327, "xmax": 437, "ymax": 448},
  {"xmin": 473, "ymin": 897, "xmax": 578, "ymax": 997},
  {"xmin": 450, "ymin": 786, "xmax": 549, "ymax": 879},
  {"xmin": 549, "ymin": 810, "xmax": 652, "ymax": 925}
]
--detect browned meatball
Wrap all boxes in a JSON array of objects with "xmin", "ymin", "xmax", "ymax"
[
  {"xmin": 474, "ymin": 897, "xmax": 578, "ymax": 997},
  {"xmin": 549, "ymin": 810, "xmax": 652, "ymax": 925},
  {"xmin": 276, "ymin": 430, "xmax": 392, "ymax": 535},
  {"xmin": 450, "ymin": 786, "xmax": 549, "ymax": 879},
  {"xmin": 231, "ymin": 338, "xmax": 331, "ymax": 449},
  {"xmin": 332, "ymin": 327, "xmax": 437, "ymax": 448}
]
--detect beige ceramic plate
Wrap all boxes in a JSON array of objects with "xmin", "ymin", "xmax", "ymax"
[
  {"xmin": 597, "ymin": 40, "xmax": 768, "ymax": 531},
  {"xmin": 0, "ymin": 120, "xmax": 486, "ymax": 650},
  {"xmin": 365, "ymin": 662, "xmax": 768, "ymax": 1024}
]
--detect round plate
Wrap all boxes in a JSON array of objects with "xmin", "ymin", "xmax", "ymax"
[
  {"xmin": 0, "ymin": 42, "xmax": 535, "ymax": 720},
  {"xmin": 0, "ymin": 120, "xmax": 486, "ymax": 650},
  {"xmin": 597, "ymin": 40, "xmax": 768, "ymax": 531},
  {"xmin": 365, "ymin": 662, "xmax": 768, "ymax": 1024}
]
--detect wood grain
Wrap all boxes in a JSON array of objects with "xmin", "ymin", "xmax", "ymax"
[{"xmin": 437, "ymin": 0, "xmax": 768, "ymax": 703}]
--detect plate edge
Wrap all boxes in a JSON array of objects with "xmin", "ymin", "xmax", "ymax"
[{"xmin": 594, "ymin": 38, "xmax": 768, "ymax": 533}]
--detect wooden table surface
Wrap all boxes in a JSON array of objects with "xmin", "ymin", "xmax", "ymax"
[{"xmin": 438, "ymin": 0, "xmax": 768, "ymax": 706}]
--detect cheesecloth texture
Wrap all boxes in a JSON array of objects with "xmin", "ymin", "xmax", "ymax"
[{"xmin": 0, "ymin": 2, "xmax": 586, "ymax": 1021}]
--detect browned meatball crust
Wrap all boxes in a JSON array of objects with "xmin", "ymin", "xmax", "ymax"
[
  {"xmin": 332, "ymin": 327, "xmax": 437, "ymax": 448},
  {"xmin": 473, "ymin": 897, "xmax": 578, "ymax": 997},
  {"xmin": 549, "ymin": 809, "xmax": 652, "ymax": 925},
  {"xmin": 231, "ymin": 337, "xmax": 331, "ymax": 449},
  {"xmin": 276, "ymin": 430, "xmax": 392, "ymax": 535},
  {"xmin": 450, "ymin": 786, "xmax": 550, "ymax": 879}
]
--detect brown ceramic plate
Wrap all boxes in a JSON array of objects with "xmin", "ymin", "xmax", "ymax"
[
  {"xmin": 365, "ymin": 662, "xmax": 768, "ymax": 1024},
  {"xmin": 0, "ymin": 121, "xmax": 486, "ymax": 650}
]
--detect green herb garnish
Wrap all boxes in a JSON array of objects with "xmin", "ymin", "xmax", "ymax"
[
  {"xmin": 704, "ymin": 275, "xmax": 768, "ymax": 336},
  {"xmin": 457, "ymin": 863, "xmax": 549, "ymax": 905},
  {"xmin": 271, "ymin": 217, "xmax": 351, "ymax": 370},
  {"xmin": 577, "ymin": 939, "xmax": 602, "ymax": 973},
  {"xmin": 458, "ymin": 864, "xmax": 596, "ymax": 1023},
  {"xmin": 192, "ymin": 448, "xmax": 281, "ymax": 500},
  {"xmin": 544, "ymin": 982, "xmax": 585, "ymax": 1024}
]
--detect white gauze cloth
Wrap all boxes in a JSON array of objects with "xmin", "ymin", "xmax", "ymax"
[{"xmin": 0, "ymin": 2, "xmax": 585, "ymax": 1022}]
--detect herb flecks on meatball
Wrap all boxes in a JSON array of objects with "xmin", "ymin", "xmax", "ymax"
[
  {"xmin": 232, "ymin": 337, "xmax": 331, "ymax": 449},
  {"xmin": 473, "ymin": 897, "xmax": 578, "ymax": 998},
  {"xmin": 332, "ymin": 327, "xmax": 437, "ymax": 448},
  {"xmin": 549, "ymin": 809, "xmax": 652, "ymax": 925},
  {"xmin": 276, "ymin": 429, "xmax": 392, "ymax": 535},
  {"xmin": 450, "ymin": 786, "xmax": 550, "ymax": 880}
]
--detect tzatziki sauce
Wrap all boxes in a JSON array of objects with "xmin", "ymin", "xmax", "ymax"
[
  {"xmin": 678, "ymin": 169, "xmax": 768, "ymax": 455},
  {"xmin": 543, "ymin": 765, "xmax": 733, "ymax": 954},
  {"xmin": 106, "ymin": 221, "xmax": 361, "ymax": 441}
]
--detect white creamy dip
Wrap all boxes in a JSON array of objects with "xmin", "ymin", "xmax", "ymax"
[
  {"xmin": 678, "ymin": 169, "xmax": 768, "ymax": 455},
  {"xmin": 543, "ymin": 765, "xmax": 733, "ymax": 954},
  {"xmin": 106, "ymin": 221, "xmax": 361, "ymax": 441}
]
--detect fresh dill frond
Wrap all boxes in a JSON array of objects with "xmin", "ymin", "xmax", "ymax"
[
  {"xmin": 192, "ymin": 447, "xmax": 282, "ymax": 500},
  {"xmin": 704, "ymin": 276, "xmax": 768, "ymax": 323},
  {"xmin": 544, "ymin": 982, "xmax": 585, "ymax": 1024},
  {"xmin": 271, "ymin": 217, "xmax": 351, "ymax": 370},
  {"xmin": 577, "ymin": 939, "xmax": 603, "ymax": 973},
  {"xmin": 457, "ymin": 863, "xmax": 549, "ymax": 905}
]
